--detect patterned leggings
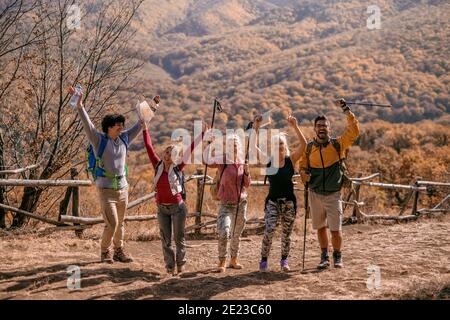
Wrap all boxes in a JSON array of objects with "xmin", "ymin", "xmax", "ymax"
[{"xmin": 261, "ymin": 199, "xmax": 297, "ymax": 259}]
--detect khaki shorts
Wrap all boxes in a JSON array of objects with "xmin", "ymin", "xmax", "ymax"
[{"xmin": 309, "ymin": 191, "xmax": 343, "ymax": 231}]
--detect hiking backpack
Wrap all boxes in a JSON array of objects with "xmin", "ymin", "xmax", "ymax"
[{"xmin": 86, "ymin": 134, "xmax": 129, "ymax": 190}]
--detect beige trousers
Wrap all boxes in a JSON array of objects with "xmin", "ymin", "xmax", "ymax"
[{"xmin": 97, "ymin": 187, "xmax": 128, "ymax": 253}]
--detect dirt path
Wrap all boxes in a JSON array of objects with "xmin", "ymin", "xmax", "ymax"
[{"xmin": 0, "ymin": 215, "xmax": 449, "ymax": 300}]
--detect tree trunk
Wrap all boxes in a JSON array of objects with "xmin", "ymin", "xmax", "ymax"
[
  {"xmin": 0, "ymin": 131, "xmax": 6, "ymax": 229},
  {"xmin": 0, "ymin": 187, "xmax": 6, "ymax": 229},
  {"xmin": 11, "ymin": 186, "xmax": 43, "ymax": 228}
]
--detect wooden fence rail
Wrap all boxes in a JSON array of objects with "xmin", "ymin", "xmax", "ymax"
[
  {"xmin": 0, "ymin": 164, "xmax": 40, "ymax": 175},
  {"xmin": 0, "ymin": 179, "xmax": 92, "ymax": 187},
  {"xmin": 0, "ymin": 170, "xmax": 449, "ymax": 235}
]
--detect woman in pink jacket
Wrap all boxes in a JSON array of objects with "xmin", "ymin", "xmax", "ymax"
[{"xmin": 205, "ymin": 135, "xmax": 251, "ymax": 272}]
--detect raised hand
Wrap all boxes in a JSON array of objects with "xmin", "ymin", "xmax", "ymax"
[
  {"xmin": 68, "ymin": 86, "xmax": 83, "ymax": 109},
  {"xmin": 287, "ymin": 114, "xmax": 298, "ymax": 127},
  {"xmin": 68, "ymin": 87, "xmax": 75, "ymax": 96},
  {"xmin": 140, "ymin": 119, "xmax": 148, "ymax": 131},
  {"xmin": 336, "ymin": 98, "xmax": 350, "ymax": 112}
]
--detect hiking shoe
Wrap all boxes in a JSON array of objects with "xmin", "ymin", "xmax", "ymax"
[
  {"xmin": 333, "ymin": 251, "xmax": 344, "ymax": 268},
  {"xmin": 101, "ymin": 250, "xmax": 114, "ymax": 264},
  {"xmin": 259, "ymin": 260, "xmax": 268, "ymax": 272},
  {"xmin": 167, "ymin": 267, "xmax": 176, "ymax": 276},
  {"xmin": 280, "ymin": 259, "xmax": 290, "ymax": 272},
  {"xmin": 218, "ymin": 259, "xmax": 226, "ymax": 273},
  {"xmin": 113, "ymin": 247, "xmax": 134, "ymax": 263},
  {"xmin": 317, "ymin": 251, "xmax": 330, "ymax": 270},
  {"xmin": 229, "ymin": 257, "xmax": 243, "ymax": 269}
]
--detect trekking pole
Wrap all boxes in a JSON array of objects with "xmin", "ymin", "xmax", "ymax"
[
  {"xmin": 302, "ymin": 182, "xmax": 309, "ymax": 271},
  {"xmin": 335, "ymin": 99, "xmax": 392, "ymax": 108},
  {"xmin": 198, "ymin": 99, "xmax": 223, "ymax": 217},
  {"xmin": 231, "ymin": 121, "xmax": 254, "ymax": 238}
]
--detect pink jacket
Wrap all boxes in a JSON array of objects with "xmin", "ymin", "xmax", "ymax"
[{"xmin": 209, "ymin": 156, "xmax": 251, "ymax": 205}]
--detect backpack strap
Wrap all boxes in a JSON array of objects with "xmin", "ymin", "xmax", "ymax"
[
  {"xmin": 119, "ymin": 134, "xmax": 129, "ymax": 152},
  {"xmin": 94, "ymin": 135, "xmax": 109, "ymax": 178},
  {"xmin": 119, "ymin": 135, "xmax": 129, "ymax": 177},
  {"xmin": 155, "ymin": 160, "xmax": 163, "ymax": 171},
  {"xmin": 173, "ymin": 165, "xmax": 186, "ymax": 196},
  {"xmin": 330, "ymin": 138, "xmax": 342, "ymax": 162},
  {"xmin": 97, "ymin": 134, "xmax": 109, "ymax": 159}
]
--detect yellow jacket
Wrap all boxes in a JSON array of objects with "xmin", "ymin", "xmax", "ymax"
[{"xmin": 300, "ymin": 111, "xmax": 360, "ymax": 194}]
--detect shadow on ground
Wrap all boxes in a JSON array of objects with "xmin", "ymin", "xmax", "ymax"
[
  {"xmin": 0, "ymin": 261, "xmax": 160, "ymax": 295},
  {"xmin": 90, "ymin": 270, "xmax": 291, "ymax": 300}
]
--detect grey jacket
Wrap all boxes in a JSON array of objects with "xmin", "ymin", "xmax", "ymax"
[{"xmin": 78, "ymin": 107, "xmax": 141, "ymax": 189}]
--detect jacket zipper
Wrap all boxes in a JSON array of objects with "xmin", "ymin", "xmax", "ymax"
[{"xmin": 319, "ymin": 145, "xmax": 326, "ymax": 192}]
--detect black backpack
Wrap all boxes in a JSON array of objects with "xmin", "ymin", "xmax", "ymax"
[{"xmin": 155, "ymin": 161, "xmax": 186, "ymax": 201}]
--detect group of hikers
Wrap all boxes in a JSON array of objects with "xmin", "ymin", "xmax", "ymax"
[{"xmin": 69, "ymin": 85, "xmax": 360, "ymax": 276}]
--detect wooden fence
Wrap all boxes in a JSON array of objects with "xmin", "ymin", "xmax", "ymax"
[{"xmin": 0, "ymin": 167, "xmax": 449, "ymax": 236}]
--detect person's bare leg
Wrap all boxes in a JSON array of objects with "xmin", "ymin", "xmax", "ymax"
[
  {"xmin": 330, "ymin": 230, "xmax": 342, "ymax": 251},
  {"xmin": 317, "ymin": 227, "xmax": 328, "ymax": 250},
  {"xmin": 317, "ymin": 227, "xmax": 330, "ymax": 269},
  {"xmin": 331, "ymin": 230, "xmax": 343, "ymax": 268}
]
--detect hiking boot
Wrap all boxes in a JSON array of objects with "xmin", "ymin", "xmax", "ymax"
[
  {"xmin": 259, "ymin": 260, "xmax": 268, "ymax": 272},
  {"xmin": 177, "ymin": 265, "xmax": 185, "ymax": 274},
  {"xmin": 113, "ymin": 247, "xmax": 134, "ymax": 263},
  {"xmin": 218, "ymin": 259, "xmax": 227, "ymax": 273},
  {"xmin": 333, "ymin": 251, "xmax": 344, "ymax": 268},
  {"xmin": 280, "ymin": 259, "xmax": 290, "ymax": 272},
  {"xmin": 167, "ymin": 267, "xmax": 176, "ymax": 276},
  {"xmin": 229, "ymin": 257, "xmax": 243, "ymax": 269},
  {"xmin": 101, "ymin": 250, "xmax": 114, "ymax": 264},
  {"xmin": 317, "ymin": 251, "xmax": 330, "ymax": 270}
]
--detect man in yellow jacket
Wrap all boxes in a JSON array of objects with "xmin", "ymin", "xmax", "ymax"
[{"xmin": 300, "ymin": 100, "xmax": 360, "ymax": 269}]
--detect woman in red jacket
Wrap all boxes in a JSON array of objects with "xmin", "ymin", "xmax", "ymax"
[{"xmin": 142, "ymin": 120, "xmax": 206, "ymax": 276}]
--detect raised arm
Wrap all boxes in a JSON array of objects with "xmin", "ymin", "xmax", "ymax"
[
  {"xmin": 251, "ymin": 116, "xmax": 270, "ymax": 165},
  {"xmin": 178, "ymin": 123, "xmax": 208, "ymax": 170},
  {"xmin": 123, "ymin": 120, "xmax": 142, "ymax": 143},
  {"xmin": 142, "ymin": 121, "xmax": 160, "ymax": 169},
  {"xmin": 69, "ymin": 86, "xmax": 100, "ymax": 147},
  {"xmin": 287, "ymin": 114, "xmax": 307, "ymax": 165},
  {"xmin": 125, "ymin": 96, "xmax": 160, "ymax": 143},
  {"xmin": 337, "ymin": 109, "xmax": 360, "ymax": 152}
]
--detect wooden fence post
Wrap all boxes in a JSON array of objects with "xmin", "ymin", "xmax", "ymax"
[
  {"xmin": 70, "ymin": 168, "xmax": 83, "ymax": 238},
  {"xmin": 411, "ymin": 177, "xmax": 422, "ymax": 216},
  {"xmin": 58, "ymin": 168, "xmax": 82, "ymax": 237},
  {"xmin": 195, "ymin": 168, "xmax": 204, "ymax": 235},
  {"xmin": 58, "ymin": 186, "xmax": 73, "ymax": 221},
  {"xmin": 352, "ymin": 184, "xmax": 362, "ymax": 221}
]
